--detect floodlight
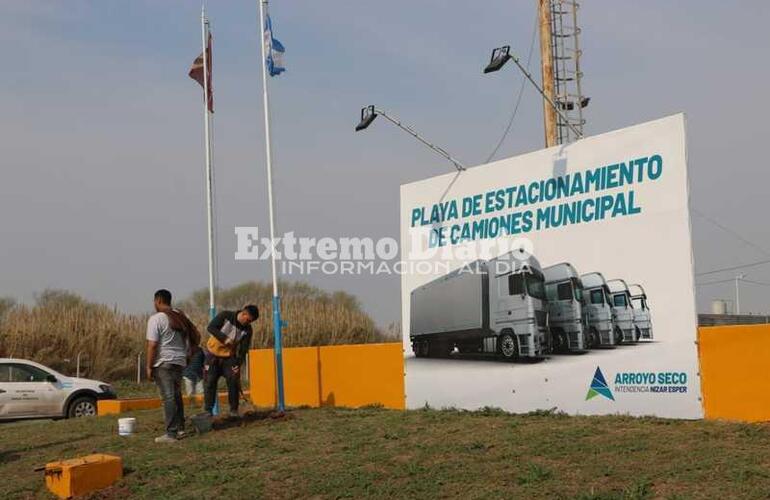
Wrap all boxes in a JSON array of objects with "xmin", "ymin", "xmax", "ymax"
[
  {"xmin": 355, "ymin": 105, "xmax": 378, "ymax": 131},
  {"xmin": 483, "ymin": 45, "xmax": 512, "ymax": 74}
]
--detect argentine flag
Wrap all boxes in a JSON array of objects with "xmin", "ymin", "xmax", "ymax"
[{"xmin": 264, "ymin": 11, "xmax": 285, "ymax": 77}]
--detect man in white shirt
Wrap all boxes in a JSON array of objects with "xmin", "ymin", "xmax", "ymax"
[{"xmin": 146, "ymin": 289, "xmax": 189, "ymax": 443}]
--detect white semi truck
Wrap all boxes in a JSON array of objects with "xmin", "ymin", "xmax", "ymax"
[
  {"xmin": 606, "ymin": 279, "xmax": 637, "ymax": 343},
  {"xmin": 409, "ymin": 249, "xmax": 549, "ymax": 360},
  {"xmin": 579, "ymin": 272, "xmax": 619, "ymax": 346},
  {"xmin": 629, "ymin": 283, "xmax": 653, "ymax": 340},
  {"xmin": 543, "ymin": 263, "xmax": 589, "ymax": 351}
]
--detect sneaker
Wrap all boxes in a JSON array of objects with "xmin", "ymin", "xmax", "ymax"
[
  {"xmin": 154, "ymin": 434, "xmax": 178, "ymax": 444},
  {"xmin": 176, "ymin": 430, "xmax": 188, "ymax": 439}
]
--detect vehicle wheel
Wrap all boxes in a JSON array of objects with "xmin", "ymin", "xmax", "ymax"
[
  {"xmin": 634, "ymin": 327, "xmax": 642, "ymax": 342},
  {"xmin": 436, "ymin": 341, "xmax": 453, "ymax": 358},
  {"xmin": 413, "ymin": 342, "xmax": 424, "ymax": 358},
  {"xmin": 498, "ymin": 331, "xmax": 518, "ymax": 361},
  {"xmin": 68, "ymin": 396, "xmax": 97, "ymax": 418},
  {"xmin": 552, "ymin": 329, "xmax": 568, "ymax": 353},
  {"xmin": 613, "ymin": 326, "xmax": 623, "ymax": 345},
  {"xmin": 588, "ymin": 327, "xmax": 600, "ymax": 348}
]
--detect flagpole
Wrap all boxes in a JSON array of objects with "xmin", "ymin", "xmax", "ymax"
[
  {"xmin": 200, "ymin": 6, "xmax": 217, "ymax": 321},
  {"xmin": 258, "ymin": 0, "xmax": 286, "ymax": 413}
]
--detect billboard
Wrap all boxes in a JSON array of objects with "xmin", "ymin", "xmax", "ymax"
[{"xmin": 399, "ymin": 114, "xmax": 702, "ymax": 418}]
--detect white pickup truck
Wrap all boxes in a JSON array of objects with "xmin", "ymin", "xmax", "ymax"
[{"xmin": 0, "ymin": 358, "xmax": 116, "ymax": 420}]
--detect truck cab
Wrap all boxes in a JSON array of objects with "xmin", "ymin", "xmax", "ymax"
[
  {"xmin": 606, "ymin": 279, "xmax": 637, "ymax": 343},
  {"xmin": 629, "ymin": 283, "xmax": 653, "ymax": 340},
  {"xmin": 543, "ymin": 263, "xmax": 588, "ymax": 351},
  {"xmin": 488, "ymin": 250, "xmax": 549, "ymax": 358},
  {"xmin": 579, "ymin": 272, "xmax": 617, "ymax": 346}
]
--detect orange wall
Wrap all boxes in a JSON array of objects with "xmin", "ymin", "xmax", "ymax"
[
  {"xmin": 699, "ymin": 324, "xmax": 770, "ymax": 422},
  {"xmin": 248, "ymin": 343, "xmax": 405, "ymax": 410},
  {"xmin": 246, "ymin": 329, "xmax": 770, "ymax": 422}
]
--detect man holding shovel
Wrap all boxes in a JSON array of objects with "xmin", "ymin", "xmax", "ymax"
[{"xmin": 204, "ymin": 305, "xmax": 258, "ymax": 417}]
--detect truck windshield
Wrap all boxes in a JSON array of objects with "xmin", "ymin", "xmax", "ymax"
[
  {"xmin": 631, "ymin": 297, "xmax": 646, "ymax": 310},
  {"xmin": 613, "ymin": 294, "xmax": 628, "ymax": 308},
  {"xmin": 589, "ymin": 289, "xmax": 604, "ymax": 305},
  {"xmin": 526, "ymin": 274, "xmax": 546, "ymax": 300}
]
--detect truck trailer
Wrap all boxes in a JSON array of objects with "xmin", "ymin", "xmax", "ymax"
[
  {"xmin": 629, "ymin": 283, "xmax": 653, "ymax": 340},
  {"xmin": 606, "ymin": 279, "xmax": 637, "ymax": 343},
  {"xmin": 543, "ymin": 263, "xmax": 589, "ymax": 351},
  {"xmin": 579, "ymin": 272, "xmax": 618, "ymax": 346},
  {"xmin": 409, "ymin": 249, "xmax": 549, "ymax": 360}
]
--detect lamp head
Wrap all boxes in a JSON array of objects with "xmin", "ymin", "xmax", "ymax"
[
  {"xmin": 484, "ymin": 45, "xmax": 512, "ymax": 74},
  {"xmin": 355, "ymin": 105, "xmax": 378, "ymax": 131}
]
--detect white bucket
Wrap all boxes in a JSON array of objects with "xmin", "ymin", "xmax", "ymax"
[{"xmin": 118, "ymin": 417, "xmax": 136, "ymax": 436}]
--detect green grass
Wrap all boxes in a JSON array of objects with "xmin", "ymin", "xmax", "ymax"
[{"xmin": 2, "ymin": 407, "xmax": 770, "ymax": 499}]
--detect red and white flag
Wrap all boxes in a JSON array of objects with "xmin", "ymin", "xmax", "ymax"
[{"xmin": 189, "ymin": 33, "xmax": 213, "ymax": 113}]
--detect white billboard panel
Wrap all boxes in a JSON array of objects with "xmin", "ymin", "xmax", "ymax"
[{"xmin": 400, "ymin": 114, "xmax": 702, "ymax": 418}]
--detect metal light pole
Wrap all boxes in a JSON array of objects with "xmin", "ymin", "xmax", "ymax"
[{"xmin": 355, "ymin": 105, "xmax": 467, "ymax": 172}]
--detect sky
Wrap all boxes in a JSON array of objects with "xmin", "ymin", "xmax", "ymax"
[{"xmin": 0, "ymin": 1, "xmax": 768, "ymax": 324}]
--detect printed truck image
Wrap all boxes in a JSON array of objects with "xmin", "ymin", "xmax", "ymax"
[
  {"xmin": 543, "ymin": 263, "xmax": 589, "ymax": 351},
  {"xmin": 606, "ymin": 279, "xmax": 637, "ymax": 343},
  {"xmin": 629, "ymin": 283, "xmax": 653, "ymax": 340},
  {"xmin": 579, "ymin": 272, "xmax": 618, "ymax": 346},
  {"xmin": 409, "ymin": 249, "xmax": 548, "ymax": 360}
]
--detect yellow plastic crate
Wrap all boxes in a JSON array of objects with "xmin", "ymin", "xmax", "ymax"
[{"xmin": 44, "ymin": 453, "xmax": 123, "ymax": 499}]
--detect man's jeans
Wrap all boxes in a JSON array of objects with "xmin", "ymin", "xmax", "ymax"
[
  {"xmin": 154, "ymin": 363, "xmax": 185, "ymax": 437},
  {"xmin": 204, "ymin": 355, "xmax": 241, "ymax": 415}
]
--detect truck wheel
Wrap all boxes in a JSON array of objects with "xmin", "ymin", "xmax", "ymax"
[
  {"xmin": 68, "ymin": 395, "xmax": 97, "ymax": 418},
  {"xmin": 498, "ymin": 331, "xmax": 518, "ymax": 360},
  {"xmin": 588, "ymin": 328, "xmax": 600, "ymax": 348},
  {"xmin": 551, "ymin": 329, "xmax": 568, "ymax": 353},
  {"xmin": 613, "ymin": 326, "xmax": 623, "ymax": 345},
  {"xmin": 634, "ymin": 327, "xmax": 642, "ymax": 342},
  {"xmin": 435, "ymin": 341, "xmax": 453, "ymax": 358}
]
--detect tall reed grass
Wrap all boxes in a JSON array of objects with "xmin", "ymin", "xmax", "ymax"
[{"xmin": 0, "ymin": 283, "xmax": 394, "ymax": 381}]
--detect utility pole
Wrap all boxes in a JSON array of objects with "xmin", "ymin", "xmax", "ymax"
[
  {"xmin": 735, "ymin": 273, "xmax": 746, "ymax": 315},
  {"xmin": 538, "ymin": 0, "xmax": 558, "ymax": 148}
]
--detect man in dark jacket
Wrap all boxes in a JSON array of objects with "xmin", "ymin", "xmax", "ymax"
[{"xmin": 204, "ymin": 305, "xmax": 258, "ymax": 416}]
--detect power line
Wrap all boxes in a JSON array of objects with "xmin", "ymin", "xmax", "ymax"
[
  {"xmin": 695, "ymin": 277, "xmax": 770, "ymax": 288},
  {"xmin": 692, "ymin": 208, "xmax": 770, "ymax": 257},
  {"xmin": 695, "ymin": 258, "xmax": 770, "ymax": 277},
  {"xmin": 742, "ymin": 279, "xmax": 770, "ymax": 287},
  {"xmin": 695, "ymin": 278, "xmax": 735, "ymax": 286},
  {"xmin": 484, "ymin": 11, "xmax": 538, "ymax": 163}
]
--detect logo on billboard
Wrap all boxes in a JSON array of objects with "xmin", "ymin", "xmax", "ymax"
[{"xmin": 585, "ymin": 367, "xmax": 614, "ymax": 401}]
